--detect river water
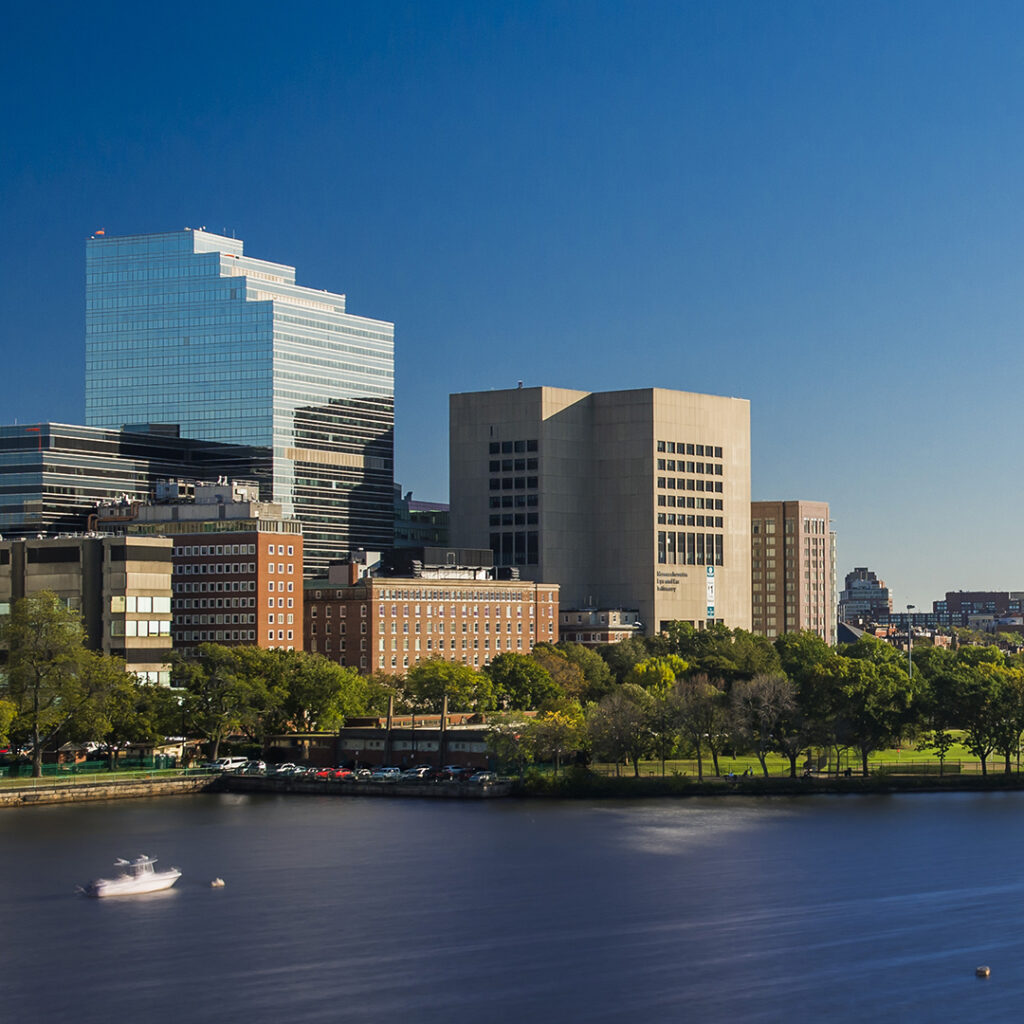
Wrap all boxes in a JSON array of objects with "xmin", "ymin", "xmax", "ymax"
[{"xmin": 2, "ymin": 791, "xmax": 1023, "ymax": 1022}]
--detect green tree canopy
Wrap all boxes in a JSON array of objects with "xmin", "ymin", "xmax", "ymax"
[
  {"xmin": 404, "ymin": 658, "xmax": 494, "ymax": 713},
  {"xmin": 485, "ymin": 652, "xmax": 561, "ymax": 709},
  {"xmin": 1, "ymin": 592, "xmax": 115, "ymax": 776}
]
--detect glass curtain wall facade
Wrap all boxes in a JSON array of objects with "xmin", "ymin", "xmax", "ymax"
[{"xmin": 85, "ymin": 229, "xmax": 395, "ymax": 575}]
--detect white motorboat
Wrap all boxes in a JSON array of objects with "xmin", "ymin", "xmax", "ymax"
[{"xmin": 82, "ymin": 855, "xmax": 181, "ymax": 897}]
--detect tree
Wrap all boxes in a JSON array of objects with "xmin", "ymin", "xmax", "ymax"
[
  {"xmin": 279, "ymin": 651, "xmax": 366, "ymax": 731},
  {"xmin": 664, "ymin": 623, "xmax": 781, "ymax": 682},
  {"xmin": 835, "ymin": 658, "xmax": 916, "ymax": 776},
  {"xmin": 100, "ymin": 673, "xmax": 175, "ymax": 769},
  {"xmin": 404, "ymin": 659, "xmax": 493, "ymax": 713},
  {"xmin": 672, "ymin": 674, "xmax": 728, "ymax": 780},
  {"xmin": 597, "ymin": 636, "xmax": 655, "ymax": 684},
  {"xmin": 1, "ymin": 593, "xmax": 110, "ymax": 776},
  {"xmin": 528, "ymin": 702, "xmax": 585, "ymax": 776},
  {"xmin": 626, "ymin": 655, "xmax": 688, "ymax": 690},
  {"xmin": 731, "ymin": 673, "xmax": 797, "ymax": 777},
  {"xmin": 486, "ymin": 712, "xmax": 535, "ymax": 780},
  {"xmin": 587, "ymin": 684, "xmax": 653, "ymax": 777},
  {"xmin": 486, "ymin": 652, "xmax": 561, "ymax": 709},
  {"xmin": 173, "ymin": 644, "xmax": 254, "ymax": 760},
  {"xmin": 556, "ymin": 642, "xmax": 615, "ymax": 703},
  {"xmin": 529, "ymin": 645, "xmax": 586, "ymax": 701}
]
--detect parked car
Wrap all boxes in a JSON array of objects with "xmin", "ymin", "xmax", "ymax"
[
  {"xmin": 210, "ymin": 756, "xmax": 249, "ymax": 772},
  {"xmin": 370, "ymin": 766, "xmax": 402, "ymax": 781},
  {"xmin": 349, "ymin": 768, "xmax": 371, "ymax": 781},
  {"xmin": 468, "ymin": 771, "xmax": 497, "ymax": 784},
  {"xmin": 400, "ymin": 766, "xmax": 432, "ymax": 780},
  {"xmin": 439, "ymin": 765, "xmax": 469, "ymax": 781},
  {"xmin": 238, "ymin": 760, "xmax": 266, "ymax": 774},
  {"xmin": 272, "ymin": 762, "xmax": 302, "ymax": 775}
]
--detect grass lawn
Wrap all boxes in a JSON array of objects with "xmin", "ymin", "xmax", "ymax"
[{"xmin": 590, "ymin": 733, "xmax": 1008, "ymax": 778}]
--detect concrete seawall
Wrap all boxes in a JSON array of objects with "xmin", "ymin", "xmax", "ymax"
[
  {"xmin": 213, "ymin": 775, "xmax": 512, "ymax": 799},
  {"xmin": 0, "ymin": 776, "xmax": 213, "ymax": 808}
]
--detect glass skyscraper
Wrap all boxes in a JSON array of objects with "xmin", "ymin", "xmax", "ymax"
[{"xmin": 85, "ymin": 229, "xmax": 395, "ymax": 574}]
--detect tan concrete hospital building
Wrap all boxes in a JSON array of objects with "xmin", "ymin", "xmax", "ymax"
[{"xmin": 449, "ymin": 386, "xmax": 751, "ymax": 634}]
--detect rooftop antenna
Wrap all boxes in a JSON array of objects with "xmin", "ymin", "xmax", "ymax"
[{"xmin": 517, "ymin": 380, "xmax": 523, "ymax": 389}]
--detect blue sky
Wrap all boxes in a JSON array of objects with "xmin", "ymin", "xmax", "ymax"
[{"xmin": 3, "ymin": 1, "xmax": 1024, "ymax": 609}]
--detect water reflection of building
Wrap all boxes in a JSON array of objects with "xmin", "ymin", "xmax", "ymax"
[{"xmin": 85, "ymin": 228, "xmax": 394, "ymax": 575}]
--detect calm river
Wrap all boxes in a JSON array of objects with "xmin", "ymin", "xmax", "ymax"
[{"xmin": 2, "ymin": 791, "xmax": 1023, "ymax": 1022}]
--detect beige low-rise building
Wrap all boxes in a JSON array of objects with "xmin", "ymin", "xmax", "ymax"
[
  {"xmin": 450, "ymin": 386, "xmax": 751, "ymax": 634},
  {"xmin": 0, "ymin": 535, "xmax": 173, "ymax": 684}
]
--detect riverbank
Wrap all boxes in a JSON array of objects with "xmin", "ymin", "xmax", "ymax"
[
  {"xmin": 514, "ymin": 769, "xmax": 1024, "ymax": 798},
  {"xmin": 7, "ymin": 768, "xmax": 1024, "ymax": 808},
  {"xmin": 0, "ymin": 775, "xmax": 211, "ymax": 808}
]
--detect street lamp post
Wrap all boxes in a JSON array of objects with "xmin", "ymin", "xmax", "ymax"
[{"xmin": 907, "ymin": 604, "xmax": 915, "ymax": 679}]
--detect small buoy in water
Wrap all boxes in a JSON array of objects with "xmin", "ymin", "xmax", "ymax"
[
  {"xmin": 976, "ymin": 966, "xmax": 991, "ymax": 978},
  {"xmin": 210, "ymin": 878, "xmax": 225, "ymax": 888}
]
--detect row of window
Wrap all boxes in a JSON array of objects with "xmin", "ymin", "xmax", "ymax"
[
  {"xmin": 489, "ymin": 477, "xmax": 539, "ymax": 491},
  {"xmin": 489, "ymin": 458, "xmax": 538, "ymax": 472},
  {"xmin": 110, "ymin": 619, "xmax": 171, "ymax": 637},
  {"xmin": 658, "ymin": 514, "xmax": 723, "ymax": 527},
  {"xmin": 177, "ymin": 562, "xmax": 255, "ymax": 575},
  {"xmin": 658, "ymin": 496, "xmax": 724, "ymax": 510},
  {"xmin": 657, "ymin": 532, "xmax": 725, "ymax": 566},
  {"xmin": 657, "ymin": 441, "xmax": 722, "ymax": 457},
  {"xmin": 311, "ymin": 603, "xmax": 540, "ymax": 619},
  {"xmin": 657, "ymin": 460, "xmax": 723, "ymax": 475},
  {"xmin": 110, "ymin": 596, "xmax": 171, "ymax": 613},
  {"xmin": 177, "ymin": 614, "xmax": 256, "ymax": 625},
  {"xmin": 174, "ymin": 544, "xmax": 261, "ymax": 556},
  {"xmin": 657, "ymin": 478, "xmax": 724, "ymax": 493},
  {"xmin": 490, "ymin": 512, "xmax": 539, "ymax": 526},
  {"xmin": 488, "ymin": 440, "xmax": 538, "ymax": 454},
  {"xmin": 490, "ymin": 531, "xmax": 539, "ymax": 567},
  {"xmin": 489, "ymin": 494, "xmax": 538, "ymax": 509},
  {"xmin": 175, "ymin": 581, "xmax": 258, "ymax": 593},
  {"xmin": 175, "ymin": 597, "xmax": 257, "ymax": 609}
]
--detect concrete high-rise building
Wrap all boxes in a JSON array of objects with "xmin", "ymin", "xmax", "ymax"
[
  {"xmin": 750, "ymin": 500, "xmax": 833, "ymax": 641},
  {"xmin": 84, "ymin": 228, "xmax": 394, "ymax": 574},
  {"xmin": 450, "ymin": 386, "xmax": 751, "ymax": 633}
]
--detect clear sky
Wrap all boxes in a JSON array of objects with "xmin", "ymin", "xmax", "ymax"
[{"xmin": 3, "ymin": 1, "xmax": 1024, "ymax": 610}]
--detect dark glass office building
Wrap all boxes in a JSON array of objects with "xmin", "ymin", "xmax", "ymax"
[{"xmin": 0, "ymin": 422, "xmax": 270, "ymax": 538}]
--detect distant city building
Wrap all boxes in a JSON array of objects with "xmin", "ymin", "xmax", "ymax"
[
  {"xmin": 838, "ymin": 567, "xmax": 893, "ymax": 625},
  {"xmin": 97, "ymin": 479, "xmax": 303, "ymax": 656},
  {"xmin": 750, "ymin": 500, "xmax": 833, "ymax": 642},
  {"xmin": 84, "ymin": 228, "xmax": 395, "ymax": 574},
  {"xmin": 558, "ymin": 607, "xmax": 642, "ymax": 647},
  {"xmin": 0, "ymin": 535, "xmax": 173, "ymax": 684},
  {"xmin": 0, "ymin": 422, "xmax": 269, "ymax": 539},
  {"xmin": 933, "ymin": 591, "xmax": 1024, "ymax": 624},
  {"xmin": 304, "ymin": 547, "xmax": 558, "ymax": 674},
  {"xmin": 449, "ymin": 386, "xmax": 751, "ymax": 634},
  {"xmin": 393, "ymin": 485, "xmax": 449, "ymax": 548}
]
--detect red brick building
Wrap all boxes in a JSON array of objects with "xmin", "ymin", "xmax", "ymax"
[
  {"xmin": 102, "ymin": 480, "xmax": 303, "ymax": 655},
  {"xmin": 304, "ymin": 549, "xmax": 558, "ymax": 674}
]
